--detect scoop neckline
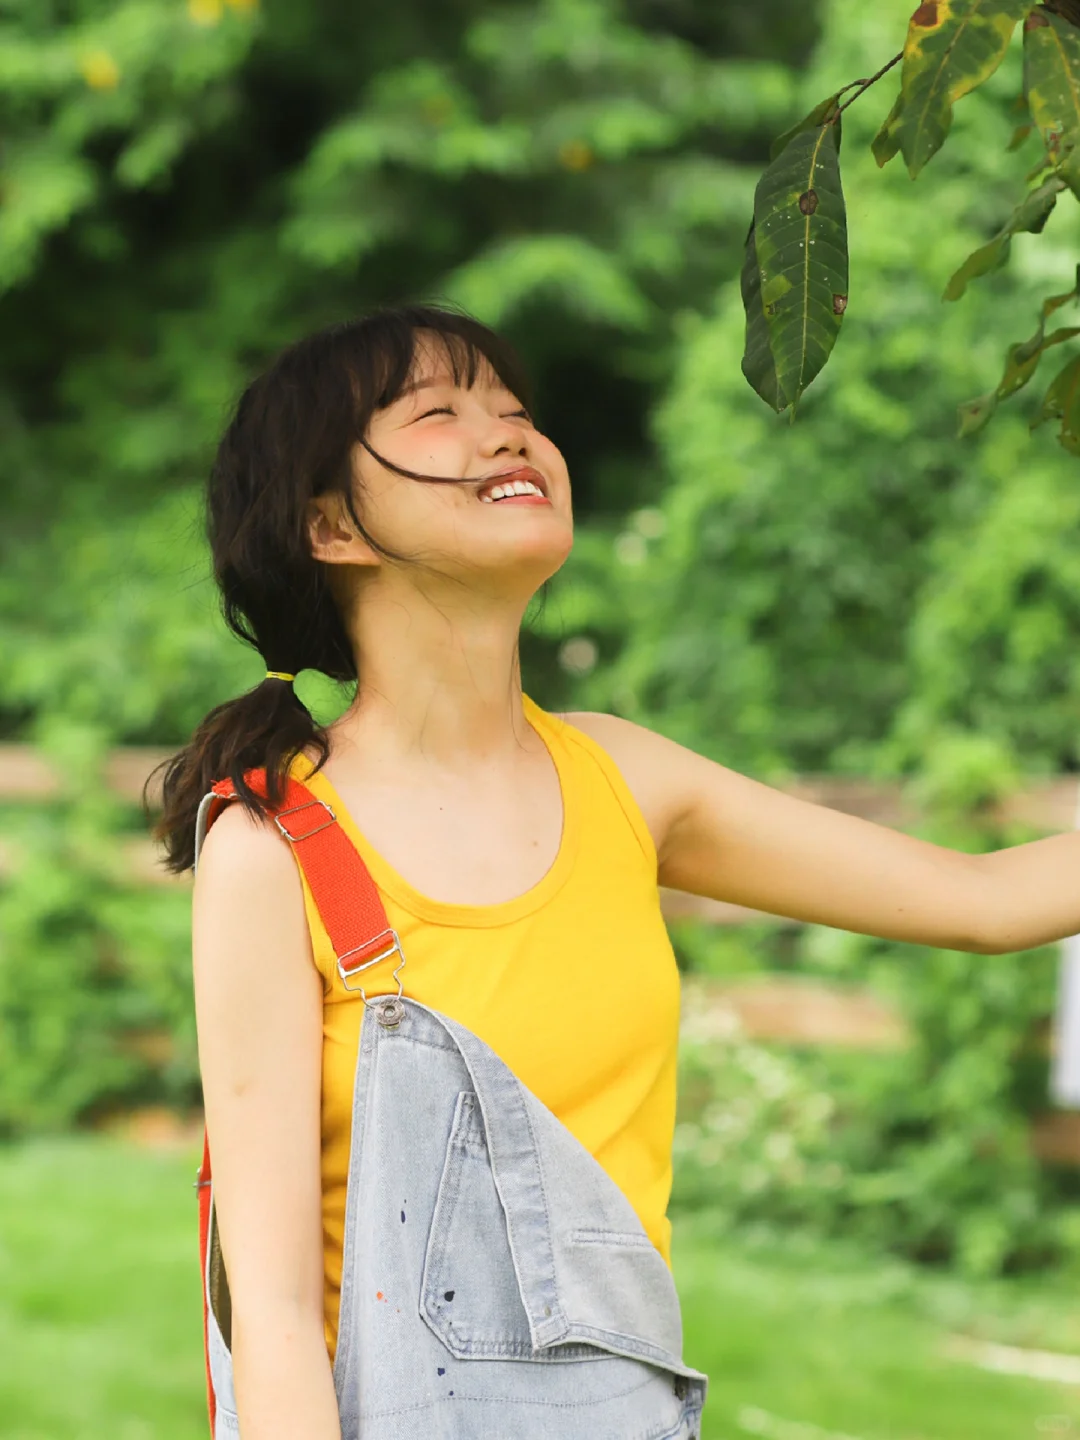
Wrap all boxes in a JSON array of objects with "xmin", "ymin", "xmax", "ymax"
[{"xmin": 290, "ymin": 694, "xmax": 580, "ymax": 928}]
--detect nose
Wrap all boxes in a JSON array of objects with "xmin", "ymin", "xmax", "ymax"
[{"xmin": 478, "ymin": 414, "xmax": 529, "ymax": 459}]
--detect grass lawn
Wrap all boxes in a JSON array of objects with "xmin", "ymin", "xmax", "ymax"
[{"xmin": 1, "ymin": 1138, "xmax": 1079, "ymax": 1439}]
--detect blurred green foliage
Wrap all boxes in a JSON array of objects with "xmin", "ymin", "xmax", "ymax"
[
  {"xmin": 2, "ymin": 0, "xmax": 1080, "ymax": 1273},
  {"xmin": 6, "ymin": 1138, "xmax": 1080, "ymax": 1438}
]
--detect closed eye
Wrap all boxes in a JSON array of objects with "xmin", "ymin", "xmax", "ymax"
[{"xmin": 414, "ymin": 405, "xmax": 534, "ymax": 422}]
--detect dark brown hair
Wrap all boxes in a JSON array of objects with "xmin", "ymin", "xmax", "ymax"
[{"xmin": 146, "ymin": 303, "xmax": 533, "ymax": 872}]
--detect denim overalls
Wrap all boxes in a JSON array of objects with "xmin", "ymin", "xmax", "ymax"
[{"xmin": 195, "ymin": 790, "xmax": 709, "ymax": 1439}]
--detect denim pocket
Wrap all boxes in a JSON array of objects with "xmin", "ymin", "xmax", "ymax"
[
  {"xmin": 419, "ymin": 1087, "xmax": 691, "ymax": 1378},
  {"xmin": 420, "ymin": 1089, "xmax": 586, "ymax": 1361}
]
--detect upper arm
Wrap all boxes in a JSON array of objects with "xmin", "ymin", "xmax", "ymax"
[
  {"xmin": 562, "ymin": 710, "xmax": 991, "ymax": 952},
  {"xmin": 192, "ymin": 802, "xmax": 327, "ymax": 1324}
]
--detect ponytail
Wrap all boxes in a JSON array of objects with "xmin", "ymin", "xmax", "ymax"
[
  {"xmin": 147, "ymin": 675, "xmax": 332, "ymax": 874},
  {"xmin": 143, "ymin": 303, "xmax": 533, "ymax": 871}
]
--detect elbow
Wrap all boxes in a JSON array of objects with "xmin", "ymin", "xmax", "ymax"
[
  {"xmin": 956, "ymin": 859, "xmax": 1018, "ymax": 955},
  {"xmin": 959, "ymin": 912, "xmax": 1031, "ymax": 956}
]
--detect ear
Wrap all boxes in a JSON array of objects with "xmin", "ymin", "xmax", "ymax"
[{"xmin": 305, "ymin": 493, "xmax": 381, "ymax": 568}]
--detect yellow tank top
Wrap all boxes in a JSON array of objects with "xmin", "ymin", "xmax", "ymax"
[{"xmin": 286, "ymin": 696, "xmax": 682, "ymax": 1364}]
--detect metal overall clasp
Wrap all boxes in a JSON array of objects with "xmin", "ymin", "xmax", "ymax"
[{"xmin": 337, "ymin": 929, "xmax": 407, "ymax": 1028}]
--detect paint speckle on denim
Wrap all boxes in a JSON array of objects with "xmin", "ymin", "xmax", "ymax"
[{"xmin": 320, "ymin": 997, "xmax": 708, "ymax": 1436}]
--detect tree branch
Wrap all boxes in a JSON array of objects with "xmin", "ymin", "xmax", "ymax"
[{"xmin": 832, "ymin": 50, "xmax": 905, "ymax": 120}]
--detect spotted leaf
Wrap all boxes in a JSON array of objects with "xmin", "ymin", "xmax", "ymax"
[
  {"xmin": 769, "ymin": 93, "xmax": 843, "ymax": 161},
  {"xmin": 740, "ymin": 221, "xmax": 781, "ymax": 410},
  {"xmin": 1024, "ymin": 5, "xmax": 1080, "ymax": 192},
  {"xmin": 747, "ymin": 122, "xmax": 848, "ymax": 411},
  {"xmin": 877, "ymin": 0, "xmax": 1032, "ymax": 178}
]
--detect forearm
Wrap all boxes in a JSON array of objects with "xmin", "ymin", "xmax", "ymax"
[
  {"xmin": 232, "ymin": 1305, "xmax": 342, "ymax": 1440},
  {"xmin": 977, "ymin": 830, "xmax": 1080, "ymax": 953}
]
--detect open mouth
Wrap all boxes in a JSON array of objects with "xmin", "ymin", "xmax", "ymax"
[{"xmin": 476, "ymin": 466, "xmax": 550, "ymax": 504}]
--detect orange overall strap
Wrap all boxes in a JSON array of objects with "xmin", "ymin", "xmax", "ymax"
[
  {"xmin": 196, "ymin": 765, "xmax": 395, "ymax": 1437},
  {"xmin": 206, "ymin": 767, "xmax": 397, "ymax": 982}
]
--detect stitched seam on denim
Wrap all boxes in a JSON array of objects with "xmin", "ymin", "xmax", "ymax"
[
  {"xmin": 519, "ymin": 1091, "xmax": 561, "ymax": 1329},
  {"xmin": 434, "ymin": 1336, "xmax": 603, "ymax": 1358},
  {"xmin": 359, "ymin": 1365, "xmax": 662, "ymax": 1418},
  {"xmin": 567, "ymin": 1226, "xmax": 657, "ymax": 1248},
  {"xmin": 333, "ymin": 1002, "xmax": 380, "ymax": 1396},
  {"xmin": 421, "ymin": 1091, "xmax": 479, "ymax": 1346},
  {"xmin": 556, "ymin": 1322, "xmax": 686, "ymax": 1368}
]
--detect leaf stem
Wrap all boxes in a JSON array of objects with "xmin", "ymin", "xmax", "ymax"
[{"xmin": 832, "ymin": 50, "xmax": 904, "ymax": 120}]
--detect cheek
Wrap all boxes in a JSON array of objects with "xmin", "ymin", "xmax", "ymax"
[{"xmin": 534, "ymin": 434, "xmax": 570, "ymax": 487}]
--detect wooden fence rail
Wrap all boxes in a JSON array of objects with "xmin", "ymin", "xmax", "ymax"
[
  {"xmin": 3, "ymin": 743, "xmax": 1079, "ymax": 920},
  {"xmin": 3, "ymin": 744, "xmax": 1079, "ymax": 1162}
]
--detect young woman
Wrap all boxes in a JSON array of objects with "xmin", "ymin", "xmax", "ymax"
[{"xmin": 157, "ymin": 303, "xmax": 1080, "ymax": 1440}]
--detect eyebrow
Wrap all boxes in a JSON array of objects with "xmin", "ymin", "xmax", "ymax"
[
  {"xmin": 398, "ymin": 371, "xmax": 512, "ymax": 399},
  {"xmin": 397, "ymin": 374, "xmax": 453, "ymax": 397}
]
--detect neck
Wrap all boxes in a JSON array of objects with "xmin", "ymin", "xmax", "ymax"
[{"xmin": 332, "ymin": 577, "xmax": 536, "ymax": 770}]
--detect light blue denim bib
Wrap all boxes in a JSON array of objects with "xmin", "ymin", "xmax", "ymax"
[{"xmin": 205, "ymin": 991, "xmax": 708, "ymax": 1438}]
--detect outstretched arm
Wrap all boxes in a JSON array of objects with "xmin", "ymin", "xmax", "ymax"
[{"xmin": 565, "ymin": 711, "xmax": 1080, "ymax": 955}]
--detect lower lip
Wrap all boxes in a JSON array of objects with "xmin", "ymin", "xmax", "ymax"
[{"xmin": 484, "ymin": 494, "xmax": 551, "ymax": 506}]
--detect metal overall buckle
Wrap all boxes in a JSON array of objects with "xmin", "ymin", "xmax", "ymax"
[
  {"xmin": 273, "ymin": 797, "xmax": 337, "ymax": 843},
  {"xmin": 338, "ymin": 930, "xmax": 407, "ymax": 1028}
]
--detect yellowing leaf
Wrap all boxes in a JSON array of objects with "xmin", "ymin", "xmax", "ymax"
[
  {"xmin": 558, "ymin": 140, "xmax": 594, "ymax": 172},
  {"xmin": 886, "ymin": 0, "xmax": 1032, "ymax": 178},
  {"xmin": 1023, "ymin": 6, "xmax": 1080, "ymax": 191},
  {"xmin": 78, "ymin": 50, "xmax": 120, "ymax": 91},
  {"xmin": 188, "ymin": 0, "xmax": 224, "ymax": 26}
]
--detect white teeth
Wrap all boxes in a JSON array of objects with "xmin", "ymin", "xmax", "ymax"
[{"xmin": 479, "ymin": 476, "xmax": 544, "ymax": 502}]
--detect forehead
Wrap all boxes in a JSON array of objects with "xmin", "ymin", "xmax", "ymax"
[{"xmin": 400, "ymin": 334, "xmax": 510, "ymax": 393}]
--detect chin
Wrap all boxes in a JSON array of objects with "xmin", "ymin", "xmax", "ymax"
[{"xmin": 476, "ymin": 533, "xmax": 573, "ymax": 592}]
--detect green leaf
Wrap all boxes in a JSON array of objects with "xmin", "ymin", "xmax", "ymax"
[
  {"xmin": 957, "ymin": 281, "xmax": 1080, "ymax": 433},
  {"xmin": 872, "ymin": 92, "xmax": 905, "ymax": 167},
  {"xmin": 748, "ymin": 123, "xmax": 848, "ymax": 412},
  {"xmin": 957, "ymin": 391, "xmax": 999, "ymax": 434},
  {"xmin": 1033, "ymin": 351, "xmax": 1080, "ymax": 451},
  {"xmin": 889, "ymin": 0, "xmax": 1033, "ymax": 179},
  {"xmin": 998, "ymin": 323, "xmax": 1080, "ymax": 395},
  {"xmin": 769, "ymin": 93, "xmax": 842, "ymax": 161},
  {"xmin": 942, "ymin": 176, "xmax": 1066, "ymax": 300},
  {"xmin": 740, "ymin": 222, "xmax": 781, "ymax": 410},
  {"xmin": 1023, "ymin": 6, "xmax": 1080, "ymax": 191}
]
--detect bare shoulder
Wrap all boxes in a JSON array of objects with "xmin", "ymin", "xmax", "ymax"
[
  {"xmin": 557, "ymin": 709, "xmax": 687, "ymax": 769},
  {"xmin": 556, "ymin": 710, "xmax": 697, "ymax": 854},
  {"xmin": 194, "ymin": 797, "xmax": 298, "ymax": 894},
  {"xmin": 192, "ymin": 800, "xmax": 312, "ymax": 979}
]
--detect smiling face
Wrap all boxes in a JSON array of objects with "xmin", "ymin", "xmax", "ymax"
[{"xmin": 343, "ymin": 331, "xmax": 574, "ymax": 599}]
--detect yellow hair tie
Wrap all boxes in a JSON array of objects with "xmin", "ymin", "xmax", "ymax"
[{"xmin": 265, "ymin": 670, "xmax": 296, "ymax": 682}]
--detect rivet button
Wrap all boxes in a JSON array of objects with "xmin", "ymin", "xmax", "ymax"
[{"xmin": 376, "ymin": 997, "xmax": 405, "ymax": 1028}]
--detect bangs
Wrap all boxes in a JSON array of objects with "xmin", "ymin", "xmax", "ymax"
[{"xmin": 337, "ymin": 305, "xmax": 534, "ymax": 432}]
